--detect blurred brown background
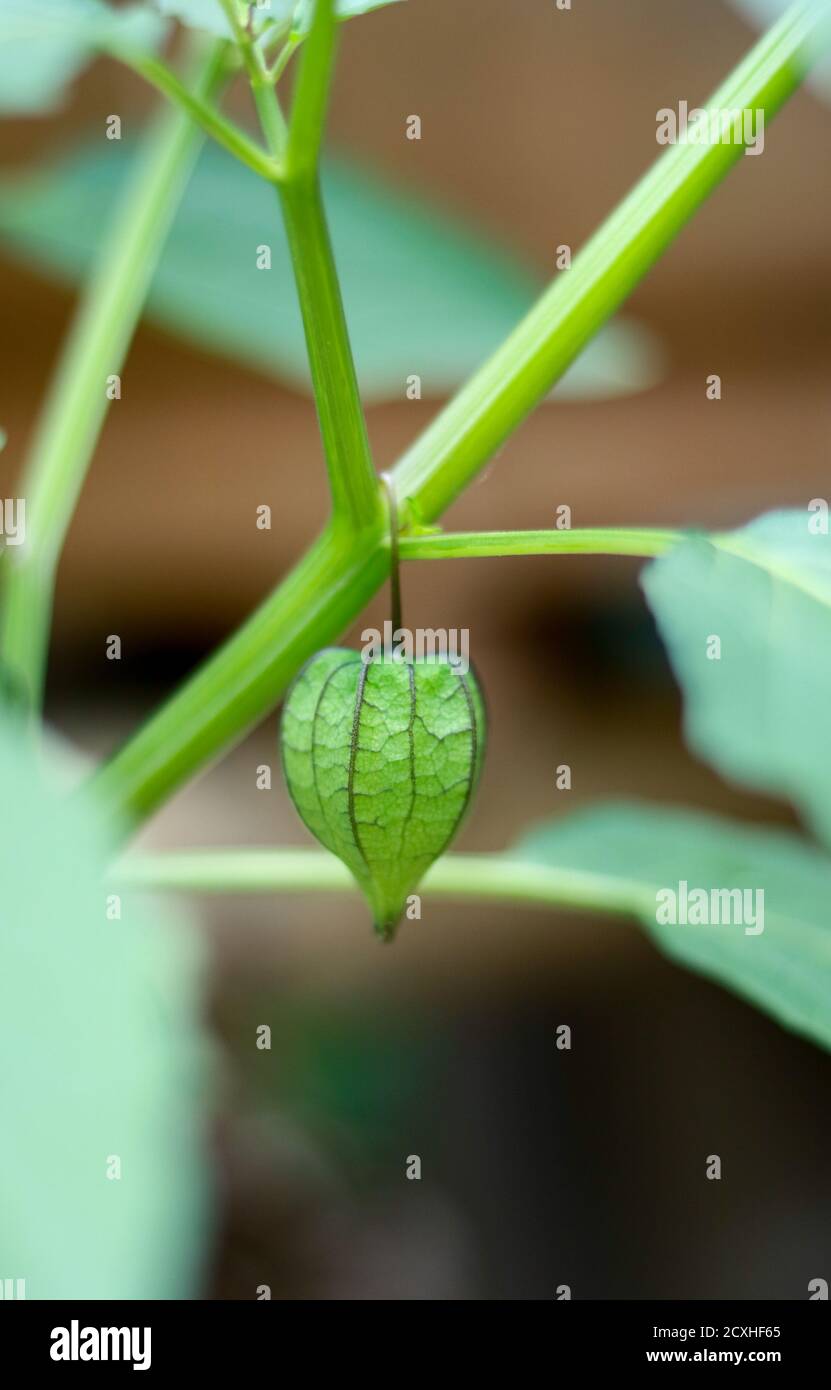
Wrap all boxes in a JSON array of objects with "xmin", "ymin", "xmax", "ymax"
[{"xmin": 2, "ymin": 0, "xmax": 830, "ymax": 1298}]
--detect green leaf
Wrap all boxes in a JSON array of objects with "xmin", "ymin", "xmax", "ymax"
[
  {"xmin": 641, "ymin": 509, "xmax": 831, "ymax": 846},
  {"xmin": 0, "ymin": 140, "xmax": 660, "ymax": 401},
  {"xmin": 0, "ymin": 0, "xmax": 168, "ymax": 115},
  {"xmin": 0, "ymin": 721, "xmax": 210, "ymax": 1296},
  {"xmin": 280, "ymin": 648, "xmax": 486, "ymax": 937},
  {"xmin": 515, "ymin": 800, "xmax": 831, "ymax": 1052}
]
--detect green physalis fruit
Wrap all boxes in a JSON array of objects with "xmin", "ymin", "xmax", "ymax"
[{"xmin": 280, "ymin": 649, "xmax": 486, "ymax": 940}]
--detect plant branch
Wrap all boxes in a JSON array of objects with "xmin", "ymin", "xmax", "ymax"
[
  {"xmin": 0, "ymin": 38, "xmax": 230, "ymax": 713},
  {"xmin": 269, "ymin": 34, "xmax": 303, "ymax": 85},
  {"xmin": 218, "ymin": 0, "xmax": 251, "ymax": 48},
  {"xmin": 286, "ymin": 0, "xmax": 337, "ymax": 180},
  {"xmin": 114, "ymin": 846, "xmax": 650, "ymax": 919},
  {"xmin": 278, "ymin": 177, "xmax": 382, "ymax": 532},
  {"xmin": 252, "ymin": 77, "xmax": 288, "ymax": 161},
  {"xmin": 219, "ymin": 0, "xmax": 288, "ymax": 160},
  {"xmin": 398, "ymin": 527, "xmax": 682, "ymax": 561},
  {"xmin": 270, "ymin": 0, "xmax": 379, "ymax": 531},
  {"xmin": 215, "ymin": 0, "xmax": 376, "ymax": 529},
  {"xmin": 91, "ymin": 1, "xmax": 829, "ymax": 831},
  {"xmin": 120, "ymin": 50, "xmax": 280, "ymax": 182},
  {"xmin": 381, "ymin": 474, "xmax": 403, "ymax": 629}
]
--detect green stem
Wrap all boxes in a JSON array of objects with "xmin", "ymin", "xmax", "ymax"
[
  {"xmin": 91, "ymin": 1, "xmax": 829, "ymax": 831},
  {"xmin": 277, "ymin": 176, "xmax": 381, "ymax": 532},
  {"xmin": 0, "ymin": 39, "xmax": 229, "ymax": 712},
  {"xmin": 214, "ymin": 1, "xmax": 373, "ymax": 527},
  {"xmin": 398, "ymin": 527, "xmax": 682, "ymax": 561},
  {"xmin": 257, "ymin": 18, "xmax": 293, "ymax": 65},
  {"xmin": 286, "ymin": 0, "xmax": 336, "ymax": 180},
  {"xmin": 218, "ymin": 0, "xmax": 250, "ymax": 46},
  {"xmin": 276, "ymin": 0, "xmax": 377, "ymax": 528},
  {"xmin": 114, "ymin": 846, "xmax": 650, "ymax": 918},
  {"xmin": 251, "ymin": 76, "xmax": 288, "ymax": 161},
  {"xmin": 381, "ymin": 474, "xmax": 403, "ymax": 630},
  {"xmin": 120, "ymin": 51, "xmax": 279, "ymax": 181},
  {"xmin": 269, "ymin": 34, "xmax": 303, "ymax": 85},
  {"xmin": 219, "ymin": 0, "xmax": 288, "ymax": 161},
  {"xmin": 272, "ymin": 0, "xmax": 377, "ymax": 529}
]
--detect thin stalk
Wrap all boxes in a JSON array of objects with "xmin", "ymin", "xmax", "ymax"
[
  {"xmin": 398, "ymin": 527, "xmax": 682, "ymax": 561},
  {"xmin": 272, "ymin": 1, "xmax": 379, "ymax": 532},
  {"xmin": 91, "ymin": 2, "xmax": 829, "ymax": 831},
  {"xmin": 120, "ymin": 51, "xmax": 279, "ymax": 181},
  {"xmin": 222, "ymin": 0, "xmax": 374, "ymax": 526},
  {"xmin": 0, "ymin": 39, "xmax": 230, "ymax": 712},
  {"xmin": 218, "ymin": 0, "xmax": 251, "ymax": 48},
  {"xmin": 381, "ymin": 474, "xmax": 403, "ymax": 630},
  {"xmin": 276, "ymin": 175, "xmax": 380, "ymax": 531},
  {"xmin": 219, "ymin": 0, "xmax": 288, "ymax": 160},
  {"xmin": 251, "ymin": 76, "xmax": 288, "ymax": 160},
  {"xmin": 256, "ymin": 18, "xmax": 293, "ymax": 66},
  {"xmin": 269, "ymin": 35, "xmax": 303, "ymax": 85},
  {"xmin": 286, "ymin": 0, "xmax": 336, "ymax": 179},
  {"xmin": 114, "ymin": 846, "xmax": 651, "ymax": 919}
]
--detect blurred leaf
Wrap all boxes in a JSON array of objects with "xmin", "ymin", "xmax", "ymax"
[
  {"xmin": 155, "ymin": 0, "xmax": 403, "ymax": 39},
  {"xmin": 0, "ymin": 141, "xmax": 661, "ymax": 401},
  {"xmin": 727, "ymin": 0, "xmax": 831, "ymax": 98},
  {"xmin": 0, "ymin": 0, "xmax": 168, "ymax": 114},
  {"xmin": 0, "ymin": 722, "xmax": 210, "ymax": 1297},
  {"xmin": 642, "ymin": 510, "xmax": 831, "ymax": 846},
  {"xmin": 515, "ymin": 800, "xmax": 831, "ymax": 1051},
  {"xmin": 155, "ymin": 0, "xmax": 236, "ymax": 37},
  {"xmin": 294, "ymin": 0, "xmax": 405, "ymax": 29}
]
